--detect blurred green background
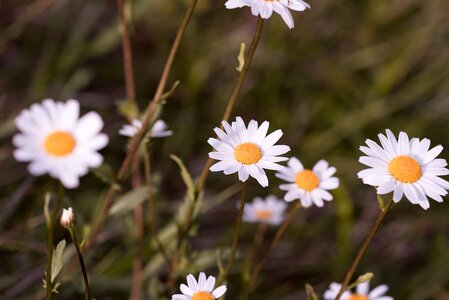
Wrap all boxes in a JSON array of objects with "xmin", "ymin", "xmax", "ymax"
[{"xmin": 1, "ymin": 0, "xmax": 449, "ymax": 299}]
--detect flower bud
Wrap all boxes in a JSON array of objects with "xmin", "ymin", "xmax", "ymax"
[{"xmin": 60, "ymin": 207, "xmax": 75, "ymax": 228}]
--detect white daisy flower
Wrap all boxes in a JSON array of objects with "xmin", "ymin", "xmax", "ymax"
[
  {"xmin": 276, "ymin": 157, "xmax": 339, "ymax": 207},
  {"xmin": 324, "ymin": 281, "xmax": 393, "ymax": 300},
  {"xmin": 243, "ymin": 195, "xmax": 287, "ymax": 225},
  {"xmin": 225, "ymin": 0, "xmax": 310, "ymax": 29},
  {"xmin": 172, "ymin": 272, "xmax": 227, "ymax": 300},
  {"xmin": 119, "ymin": 119, "xmax": 173, "ymax": 138},
  {"xmin": 358, "ymin": 129, "xmax": 449, "ymax": 210},
  {"xmin": 208, "ymin": 116, "xmax": 290, "ymax": 187},
  {"xmin": 13, "ymin": 99, "xmax": 108, "ymax": 189}
]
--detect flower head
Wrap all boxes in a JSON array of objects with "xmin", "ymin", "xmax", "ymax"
[
  {"xmin": 276, "ymin": 157, "xmax": 339, "ymax": 207},
  {"xmin": 243, "ymin": 195, "xmax": 287, "ymax": 225},
  {"xmin": 358, "ymin": 129, "xmax": 449, "ymax": 210},
  {"xmin": 324, "ymin": 281, "xmax": 393, "ymax": 300},
  {"xmin": 13, "ymin": 99, "xmax": 108, "ymax": 188},
  {"xmin": 225, "ymin": 0, "xmax": 310, "ymax": 29},
  {"xmin": 60, "ymin": 207, "xmax": 75, "ymax": 228},
  {"xmin": 119, "ymin": 119, "xmax": 173, "ymax": 138},
  {"xmin": 172, "ymin": 273, "xmax": 226, "ymax": 300},
  {"xmin": 208, "ymin": 117, "xmax": 290, "ymax": 187}
]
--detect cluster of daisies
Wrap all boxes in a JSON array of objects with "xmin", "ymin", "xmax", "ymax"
[
  {"xmin": 170, "ymin": 272, "xmax": 394, "ymax": 300},
  {"xmin": 208, "ymin": 117, "xmax": 340, "ymax": 210},
  {"xmin": 11, "ymin": 3, "xmax": 448, "ymax": 300},
  {"xmin": 12, "ymin": 99, "xmax": 449, "ymax": 299},
  {"xmin": 208, "ymin": 117, "xmax": 449, "ymax": 212}
]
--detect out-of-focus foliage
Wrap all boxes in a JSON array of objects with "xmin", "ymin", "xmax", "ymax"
[{"xmin": 1, "ymin": 0, "xmax": 449, "ymax": 299}]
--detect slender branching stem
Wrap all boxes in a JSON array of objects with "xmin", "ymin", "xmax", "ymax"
[
  {"xmin": 45, "ymin": 184, "xmax": 63, "ymax": 300},
  {"xmin": 172, "ymin": 18, "xmax": 266, "ymax": 279},
  {"xmin": 197, "ymin": 17, "xmax": 265, "ymax": 190},
  {"xmin": 143, "ymin": 146, "xmax": 170, "ymax": 264},
  {"xmin": 88, "ymin": 0, "xmax": 199, "ymax": 247},
  {"xmin": 218, "ymin": 182, "xmax": 248, "ymax": 284},
  {"xmin": 68, "ymin": 227, "xmax": 91, "ymax": 300},
  {"xmin": 241, "ymin": 201, "xmax": 301, "ymax": 299},
  {"xmin": 117, "ymin": 0, "xmax": 136, "ymax": 103},
  {"xmin": 333, "ymin": 197, "xmax": 394, "ymax": 300}
]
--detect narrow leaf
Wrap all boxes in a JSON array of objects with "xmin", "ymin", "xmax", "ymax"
[
  {"xmin": 91, "ymin": 164, "xmax": 121, "ymax": 190},
  {"xmin": 305, "ymin": 283, "xmax": 319, "ymax": 300},
  {"xmin": 377, "ymin": 195, "xmax": 385, "ymax": 211},
  {"xmin": 170, "ymin": 155, "xmax": 196, "ymax": 201},
  {"xmin": 44, "ymin": 192, "xmax": 51, "ymax": 226},
  {"xmin": 51, "ymin": 240, "xmax": 66, "ymax": 283},
  {"xmin": 236, "ymin": 43, "xmax": 246, "ymax": 72},
  {"xmin": 109, "ymin": 186, "xmax": 148, "ymax": 216}
]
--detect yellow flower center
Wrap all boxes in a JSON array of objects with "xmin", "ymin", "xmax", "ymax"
[
  {"xmin": 348, "ymin": 295, "xmax": 369, "ymax": 300},
  {"xmin": 255, "ymin": 209, "xmax": 273, "ymax": 220},
  {"xmin": 388, "ymin": 155, "xmax": 422, "ymax": 183},
  {"xmin": 295, "ymin": 170, "xmax": 320, "ymax": 191},
  {"xmin": 234, "ymin": 143, "xmax": 262, "ymax": 165},
  {"xmin": 192, "ymin": 291, "xmax": 214, "ymax": 300},
  {"xmin": 44, "ymin": 131, "xmax": 76, "ymax": 157}
]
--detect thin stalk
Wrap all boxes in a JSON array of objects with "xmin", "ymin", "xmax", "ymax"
[
  {"xmin": 45, "ymin": 184, "xmax": 63, "ymax": 300},
  {"xmin": 143, "ymin": 146, "xmax": 170, "ymax": 263},
  {"xmin": 129, "ymin": 156, "xmax": 143, "ymax": 300},
  {"xmin": 333, "ymin": 198, "xmax": 394, "ymax": 300},
  {"xmin": 218, "ymin": 182, "xmax": 248, "ymax": 284},
  {"xmin": 197, "ymin": 17, "xmax": 265, "ymax": 190},
  {"xmin": 172, "ymin": 17, "xmax": 266, "ymax": 276},
  {"xmin": 68, "ymin": 227, "xmax": 91, "ymax": 300},
  {"xmin": 242, "ymin": 201, "xmax": 301, "ymax": 299},
  {"xmin": 117, "ymin": 0, "xmax": 136, "ymax": 103},
  {"xmin": 247, "ymin": 223, "xmax": 267, "ymax": 267},
  {"xmin": 88, "ymin": 0, "xmax": 199, "ymax": 246}
]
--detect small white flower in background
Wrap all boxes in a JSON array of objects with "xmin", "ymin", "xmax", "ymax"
[
  {"xmin": 208, "ymin": 116, "xmax": 290, "ymax": 187},
  {"xmin": 13, "ymin": 99, "xmax": 108, "ymax": 189},
  {"xmin": 225, "ymin": 0, "xmax": 310, "ymax": 29},
  {"xmin": 243, "ymin": 195, "xmax": 287, "ymax": 225},
  {"xmin": 119, "ymin": 119, "xmax": 173, "ymax": 138},
  {"xmin": 358, "ymin": 129, "xmax": 449, "ymax": 210},
  {"xmin": 172, "ymin": 272, "xmax": 227, "ymax": 300},
  {"xmin": 324, "ymin": 281, "xmax": 393, "ymax": 300},
  {"xmin": 60, "ymin": 207, "xmax": 75, "ymax": 228},
  {"xmin": 276, "ymin": 157, "xmax": 339, "ymax": 207}
]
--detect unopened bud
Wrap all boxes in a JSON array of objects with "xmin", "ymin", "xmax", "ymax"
[{"xmin": 60, "ymin": 207, "xmax": 75, "ymax": 228}]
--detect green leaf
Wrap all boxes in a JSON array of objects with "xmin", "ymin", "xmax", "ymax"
[
  {"xmin": 170, "ymin": 155, "xmax": 196, "ymax": 201},
  {"xmin": 91, "ymin": 164, "xmax": 121, "ymax": 190},
  {"xmin": 377, "ymin": 195, "xmax": 385, "ymax": 211},
  {"xmin": 109, "ymin": 186, "xmax": 148, "ymax": 216},
  {"xmin": 236, "ymin": 43, "xmax": 246, "ymax": 72},
  {"xmin": 305, "ymin": 283, "xmax": 319, "ymax": 300},
  {"xmin": 44, "ymin": 192, "xmax": 51, "ymax": 227},
  {"xmin": 51, "ymin": 240, "xmax": 66, "ymax": 283},
  {"xmin": 348, "ymin": 272, "xmax": 374, "ymax": 289},
  {"xmin": 117, "ymin": 100, "xmax": 139, "ymax": 120}
]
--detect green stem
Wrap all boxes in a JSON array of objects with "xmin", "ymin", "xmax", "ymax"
[
  {"xmin": 45, "ymin": 184, "xmax": 63, "ymax": 299},
  {"xmin": 218, "ymin": 182, "xmax": 248, "ymax": 284},
  {"xmin": 68, "ymin": 227, "xmax": 91, "ymax": 300},
  {"xmin": 197, "ymin": 17, "xmax": 265, "ymax": 190},
  {"xmin": 173, "ymin": 17, "xmax": 266, "ymax": 281},
  {"xmin": 333, "ymin": 197, "xmax": 394, "ymax": 300},
  {"xmin": 241, "ymin": 201, "xmax": 301, "ymax": 300}
]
